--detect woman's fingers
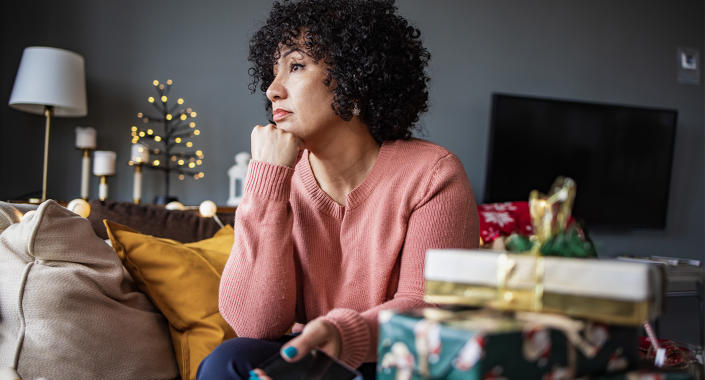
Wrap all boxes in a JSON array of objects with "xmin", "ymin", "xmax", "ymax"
[
  {"xmin": 250, "ymin": 368, "xmax": 271, "ymax": 380},
  {"xmin": 280, "ymin": 319, "xmax": 342, "ymax": 363},
  {"xmin": 251, "ymin": 123, "xmax": 302, "ymax": 167}
]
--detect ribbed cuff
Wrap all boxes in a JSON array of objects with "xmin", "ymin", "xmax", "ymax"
[
  {"xmin": 244, "ymin": 160, "xmax": 295, "ymax": 201},
  {"xmin": 320, "ymin": 308, "xmax": 370, "ymax": 369}
]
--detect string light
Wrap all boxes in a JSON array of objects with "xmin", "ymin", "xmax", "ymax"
[{"xmin": 130, "ymin": 80, "xmax": 206, "ymax": 193}]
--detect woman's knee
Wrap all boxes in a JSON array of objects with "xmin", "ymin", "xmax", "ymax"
[{"xmin": 197, "ymin": 338, "xmax": 284, "ymax": 380}]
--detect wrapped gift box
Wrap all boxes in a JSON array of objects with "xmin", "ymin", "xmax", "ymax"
[
  {"xmin": 424, "ymin": 249, "xmax": 663, "ymax": 325},
  {"xmin": 377, "ymin": 309, "xmax": 639, "ymax": 380}
]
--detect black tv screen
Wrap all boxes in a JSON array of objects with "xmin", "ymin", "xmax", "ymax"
[{"xmin": 484, "ymin": 93, "xmax": 677, "ymax": 229}]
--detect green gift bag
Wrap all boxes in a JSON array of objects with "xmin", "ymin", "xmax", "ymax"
[{"xmin": 377, "ymin": 309, "xmax": 639, "ymax": 379}]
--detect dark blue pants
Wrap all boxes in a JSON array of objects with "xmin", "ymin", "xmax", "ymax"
[{"xmin": 197, "ymin": 336, "xmax": 377, "ymax": 379}]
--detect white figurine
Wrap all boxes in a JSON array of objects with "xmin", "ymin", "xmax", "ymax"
[{"xmin": 227, "ymin": 152, "xmax": 251, "ymax": 206}]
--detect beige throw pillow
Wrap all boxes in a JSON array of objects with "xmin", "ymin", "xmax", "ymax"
[
  {"xmin": 0, "ymin": 202, "xmax": 23, "ymax": 234},
  {"xmin": 0, "ymin": 200, "xmax": 178, "ymax": 380}
]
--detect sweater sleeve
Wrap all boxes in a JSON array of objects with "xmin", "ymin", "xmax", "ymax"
[
  {"xmin": 218, "ymin": 159, "xmax": 299, "ymax": 339},
  {"xmin": 320, "ymin": 153, "xmax": 480, "ymax": 368}
]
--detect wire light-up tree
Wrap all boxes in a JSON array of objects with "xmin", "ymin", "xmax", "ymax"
[{"xmin": 128, "ymin": 79, "xmax": 205, "ymax": 204}]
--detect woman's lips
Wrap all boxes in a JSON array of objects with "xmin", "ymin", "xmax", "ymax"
[{"xmin": 272, "ymin": 109, "xmax": 292, "ymax": 122}]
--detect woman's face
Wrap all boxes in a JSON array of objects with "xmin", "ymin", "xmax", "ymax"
[{"xmin": 266, "ymin": 45, "xmax": 339, "ymax": 145}]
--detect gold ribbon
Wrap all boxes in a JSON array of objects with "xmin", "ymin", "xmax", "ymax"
[
  {"xmin": 424, "ymin": 280, "xmax": 650, "ymax": 325},
  {"xmin": 420, "ymin": 308, "xmax": 599, "ymax": 366},
  {"xmin": 515, "ymin": 311, "xmax": 598, "ymax": 358},
  {"xmin": 493, "ymin": 253, "xmax": 544, "ymax": 312},
  {"xmin": 533, "ymin": 255, "xmax": 545, "ymax": 312}
]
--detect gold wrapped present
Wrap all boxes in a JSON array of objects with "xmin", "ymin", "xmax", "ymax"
[{"xmin": 424, "ymin": 249, "xmax": 663, "ymax": 325}]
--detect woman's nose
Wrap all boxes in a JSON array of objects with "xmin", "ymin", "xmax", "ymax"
[{"xmin": 266, "ymin": 74, "xmax": 286, "ymax": 102}]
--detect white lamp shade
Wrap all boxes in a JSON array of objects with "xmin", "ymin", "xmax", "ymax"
[
  {"xmin": 75, "ymin": 126, "xmax": 97, "ymax": 149},
  {"xmin": 9, "ymin": 46, "xmax": 87, "ymax": 117},
  {"xmin": 93, "ymin": 150, "xmax": 116, "ymax": 176}
]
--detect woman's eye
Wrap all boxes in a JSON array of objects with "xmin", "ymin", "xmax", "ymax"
[{"xmin": 291, "ymin": 63, "xmax": 304, "ymax": 72}]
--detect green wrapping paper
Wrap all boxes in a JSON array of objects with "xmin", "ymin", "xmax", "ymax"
[{"xmin": 377, "ymin": 309, "xmax": 639, "ymax": 380}]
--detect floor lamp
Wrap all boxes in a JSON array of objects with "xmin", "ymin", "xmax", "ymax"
[{"xmin": 8, "ymin": 46, "xmax": 87, "ymax": 202}]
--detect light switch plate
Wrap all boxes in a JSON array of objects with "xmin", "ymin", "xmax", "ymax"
[{"xmin": 677, "ymin": 47, "xmax": 700, "ymax": 85}]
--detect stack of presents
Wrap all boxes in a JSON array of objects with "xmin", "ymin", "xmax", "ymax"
[{"xmin": 377, "ymin": 178, "xmax": 703, "ymax": 380}]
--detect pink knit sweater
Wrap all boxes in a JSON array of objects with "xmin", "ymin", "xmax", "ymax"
[{"xmin": 219, "ymin": 139, "xmax": 479, "ymax": 368}]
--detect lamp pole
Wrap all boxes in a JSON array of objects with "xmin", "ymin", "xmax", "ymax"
[{"xmin": 42, "ymin": 105, "xmax": 54, "ymax": 202}]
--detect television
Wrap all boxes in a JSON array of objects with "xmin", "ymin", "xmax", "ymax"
[{"xmin": 484, "ymin": 93, "xmax": 677, "ymax": 229}]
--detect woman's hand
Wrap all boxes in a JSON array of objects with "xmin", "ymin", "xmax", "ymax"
[
  {"xmin": 251, "ymin": 123, "xmax": 303, "ymax": 168},
  {"xmin": 250, "ymin": 320, "xmax": 342, "ymax": 379},
  {"xmin": 281, "ymin": 319, "xmax": 342, "ymax": 361}
]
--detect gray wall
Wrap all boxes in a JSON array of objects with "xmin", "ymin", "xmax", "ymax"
[{"xmin": 2, "ymin": 1, "xmax": 703, "ymax": 262}]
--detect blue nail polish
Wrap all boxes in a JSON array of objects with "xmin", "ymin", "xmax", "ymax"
[
  {"xmin": 283, "ymin": 346, "xmax": 298, "ymax": 358},
  {"xmin": 250, "ymin": 375, "xmax": 259, "ymax": 380},
  {"xmin": 249, "ymin": 370, "xmax": 257, "ymax": 376}
]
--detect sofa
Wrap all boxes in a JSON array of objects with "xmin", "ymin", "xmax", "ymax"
[
  {"xmin": 0, "ymin": 199, "xmax": 238, "ymax": 380},
  {"xmin": 0, "ymin": 199, "xmax": 529, "ymax": 380}
]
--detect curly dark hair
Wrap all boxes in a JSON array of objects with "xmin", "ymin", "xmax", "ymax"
[{"xmin": 248, "ymin": 0, "xmax": 430, "ymax": 142}]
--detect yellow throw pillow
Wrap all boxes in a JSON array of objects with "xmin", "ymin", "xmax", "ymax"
[{"xmin": 105, "ymin": 220, "xmax": 237, "ymax": 380}]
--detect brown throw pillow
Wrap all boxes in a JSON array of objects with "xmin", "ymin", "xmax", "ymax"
[{"xmin": 87, "ymin": 200, "xmax": 235, "ymax": 242}]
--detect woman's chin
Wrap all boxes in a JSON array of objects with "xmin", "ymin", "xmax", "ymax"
[
  {"xmin": 274, "ymin": 120, "xmax": 290, "ymax": 130},
  {"xmin": 276, "ymin": 122, "xmax": 300, "ymax": 136}
]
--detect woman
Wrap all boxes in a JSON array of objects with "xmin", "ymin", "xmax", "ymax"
[{"xmin": 198, "ymin": 0, "xmax": 479, "ymax": 379}]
